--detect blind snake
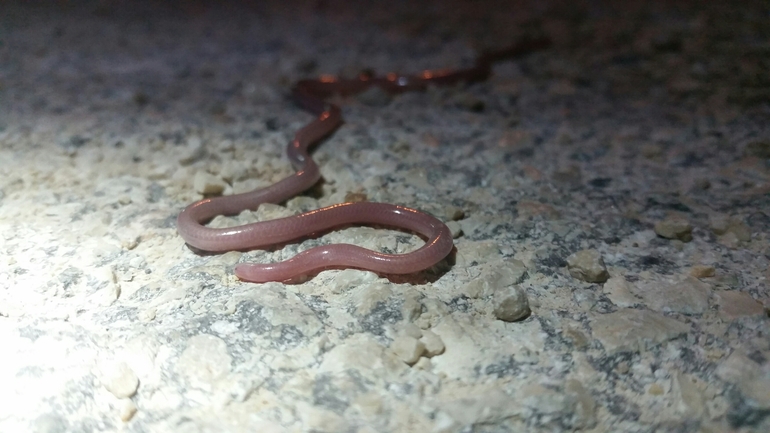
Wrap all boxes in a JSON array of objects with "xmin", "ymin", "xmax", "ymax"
[{"xmin": 176, "ymin": 38, "xmax": 550, "ymax": 283}]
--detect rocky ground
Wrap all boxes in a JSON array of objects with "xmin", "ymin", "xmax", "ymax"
[{"xmin": 0, "ymin": 0, "xmax": 768, "ymax": 431}]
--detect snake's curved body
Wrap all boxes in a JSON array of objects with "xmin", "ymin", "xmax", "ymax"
[{"xmin": 176, "ymin": 38, "xmax": 550, "ymax": 283}]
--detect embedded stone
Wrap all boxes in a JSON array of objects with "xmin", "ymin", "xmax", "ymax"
[
  {"xmin": 642, "ymin": 277, "xmax": 711, "ymax": 315},
  {"xmin": 590, "ymin": 309, "xmax": 690, "ymax": 354},
  {"xmin": 566, "ymin": 249, "xmax": 609, "ymax": 283},
  {"xmin": 390, "ymin": 335, "xmax": 425, "ymax": 365},
  {"xmin": 492, "ymin": 285, "xmax": 530, "ymax": 322},
  {"xmin": 654, "ymin": 216, "xmax": 693, "ymax": 242}
]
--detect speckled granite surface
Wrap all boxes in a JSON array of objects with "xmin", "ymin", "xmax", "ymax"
[{"xmin": 1, "ymin": 1, "xmax": 769, "ymax": 431}]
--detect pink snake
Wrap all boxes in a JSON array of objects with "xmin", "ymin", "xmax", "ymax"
[{"xmin": 177, "ymin": 38, "xmax": 550, "ymax": 283}]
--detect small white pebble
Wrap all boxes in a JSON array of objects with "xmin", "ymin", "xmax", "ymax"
[
  {"xmin": 398, "ymin": 322, "xmax": 424, "ymax": 339},
  {"xmin": 193, "ymin": 171, "xmax": 227, "ymax": 195},
  {"xmin": 413, "ymin": 357, "xmax": 433, "ymax": 370},
  {"xmin": 390, "ymin": 335, "xmax": 425, "ymax": 365},
  {"xmin": 566, "ymin": 249, "xmax": 609, "ymax": 283},
  {"xmin": 119, "ymin": 398, "xmax": 137, "ymax": 422},
  {"xmin": 420, "ymin": 330, "xmax": 445, "ymax": 357},
  {"xmin": 101, "ymin": 362, "xmax": 139, "ymax": 399},
  {"xmin": 446, "ymin": 221, "xmax": 462, "ymax": 238},
  {"xmin": 654, "ymin": 216, "xmax": 693, "ymax": 242},
  {"xmin": 492, "ymin": 285, "xmax": 531, "ymax": 322}
]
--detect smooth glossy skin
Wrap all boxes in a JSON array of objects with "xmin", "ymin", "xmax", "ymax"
[{"xmin": 177, "ymin": 38, "xmax": 551, "ymax": 283}]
